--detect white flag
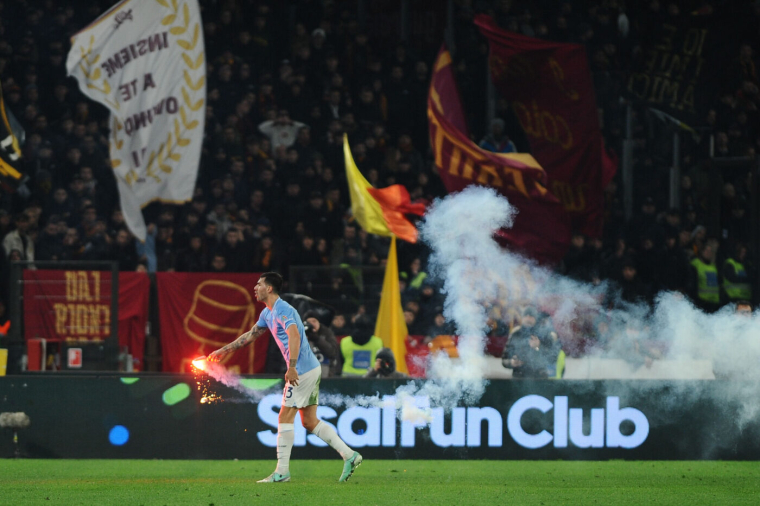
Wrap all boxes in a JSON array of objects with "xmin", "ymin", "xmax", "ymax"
[{"xmin": 67, "ymin": 0, "xmax": 205, "ymax": 241}]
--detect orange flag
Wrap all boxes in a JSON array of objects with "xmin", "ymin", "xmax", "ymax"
[{"xmin": 344, "ymin": 134, "xmax": 424, "ymax": 243}]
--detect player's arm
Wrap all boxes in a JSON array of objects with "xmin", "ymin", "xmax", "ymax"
[
  {"xmin": 208, "ymin": 325, "xmax": 267, "ymax": 361},
  {"xmin": 284, "ymin": 324, "xmax": 300, "ymax": 385}
]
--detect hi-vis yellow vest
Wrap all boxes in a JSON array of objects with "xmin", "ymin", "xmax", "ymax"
[
  {"xmin": 723, "ymin": 258, "xmax": 752, "ymax": 300},
  {"xmin": 691, "ymin": 258, "xmax": 719, "ymax": 303},
  {"xmin": 340, "ymin": 335, "xmax": 383, "ymax": 376}
]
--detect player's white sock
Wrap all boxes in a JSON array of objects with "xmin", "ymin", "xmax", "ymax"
[
  {"xmin": 275, "ymin": 423, "xmax": 294, "ymax": 474},
  {"xmin": 312, "ymin": 421, "xmax": 353, "ymax": 460}
]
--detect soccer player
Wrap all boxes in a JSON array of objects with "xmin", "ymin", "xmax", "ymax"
[{"xmin": 208, "ymin": 272, "xmax": 362, "ymax": 483}]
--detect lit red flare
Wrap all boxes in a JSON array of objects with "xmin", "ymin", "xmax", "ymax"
[{"xmin": 192, "ymin": 357, "xmax": 207, "ymax": 371}]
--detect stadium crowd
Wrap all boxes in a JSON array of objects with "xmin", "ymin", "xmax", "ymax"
[{"xmin": 0, "ymin": 0, "xmax": 759, "ymax": 375}]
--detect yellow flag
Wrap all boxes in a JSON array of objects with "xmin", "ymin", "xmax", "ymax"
[
  {"xmin": 374, "ymin": 236, "xmax": 408, "ymax": 373},
  {"xmin": 343, "ymin": 134, "xmax": 392, "ymax": 237}
]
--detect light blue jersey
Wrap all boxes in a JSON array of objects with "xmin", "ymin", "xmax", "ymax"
[{"xmin": 257, "ymin": 297, "xmax": 320, "ymax": 374}]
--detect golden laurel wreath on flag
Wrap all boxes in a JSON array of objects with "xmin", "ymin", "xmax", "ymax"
[
  {"xmin": 110, "ymin": 0, "xmax": 205, "ymax": 184},
  {"xmin": 76, "ymin": 35, "xmax": 120, "ymax": 111}
]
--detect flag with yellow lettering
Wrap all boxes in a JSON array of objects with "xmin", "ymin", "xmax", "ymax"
[
  {"xmin": 475, "ymin": 15, "xmax": 616, "ymax": 239},
  {"xmin": 428, "ymin": 46, "xmax": 572, "ymax": 263},
  {"xmin": 67, "ymin": 0, "xmax": 205, "ymax": 241},
  {"xmin": 0, "ymin": 83, "xmax": 27, "ymax": 191},
  {"xmin": 374, "ymin": 236, "xmax": 408, "ymax": 374}
]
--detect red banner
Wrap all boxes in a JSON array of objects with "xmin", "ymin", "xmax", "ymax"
[
  {"xmin": 156, "ymin": 272, "xmax": 270, "ymax": 374},
  {"xmin": 23, "ymin": 270, "xmax": 149, "ymax": 370},
  {"xmin": 428, "ymin": 47, "xmax": 571, "ymax": 263},
  {"xmin": 475, "ymin": 15, "xmax": 617, "ymax": 238}
]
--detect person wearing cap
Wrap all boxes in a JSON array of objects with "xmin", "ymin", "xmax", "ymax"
[
  {"xmin": 303, "ymin": 310, "xmax": 341, "ymax": 377},
  {"xmin": 479, "ymin": 118, "xmax": 516, "ymax": 153},
  {"xmin": 258, "ymin": 110, "xmax": 306, "ymax": 152},
  {"xmin": 364, "ymin": 348, "xmax": 409, "ymax": 379}
]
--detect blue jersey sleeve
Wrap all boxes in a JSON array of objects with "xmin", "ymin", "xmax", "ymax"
[
  {"xmin": 256, "ymin": 310, "xmax": 267, "ymax": 329},
  {"xmin": 278, "ymin": 305, "xmax": 299, "ymax": 330}
]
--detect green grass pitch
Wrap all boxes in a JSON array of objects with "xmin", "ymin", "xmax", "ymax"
[{"xmin": 1, "ymin": 460, "xmax": 759, "ymax": 505}]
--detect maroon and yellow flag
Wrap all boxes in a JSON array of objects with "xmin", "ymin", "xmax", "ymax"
[
  {"xmin": 428, "ymin": 46, "xmax": 572, "ymax": 263},
  {"xmin": 475, "ymin": 15, "xmax": 617, "ymax": 238}
]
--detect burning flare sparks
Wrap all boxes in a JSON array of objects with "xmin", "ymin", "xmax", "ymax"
[
  {"xmin": 192, "ymin": 357, "xmax": 207, "ymax": 371},
  {"xmin": 192, "ymin": 356, "xmax": 224, "ymax": 404}
]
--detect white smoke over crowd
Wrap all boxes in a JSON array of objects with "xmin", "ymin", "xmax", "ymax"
[{"xmin": 203, "ymin": 186, "xmax": 760, "ymax": 435}]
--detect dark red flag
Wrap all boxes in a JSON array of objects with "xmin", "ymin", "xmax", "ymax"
[
  {"xmin": 428, "ymin": 46, "xmax": 571, "ymax": 263},
  {"xmin": 475, "ymin": 15, "xmax": 617, "ymax": 238}
]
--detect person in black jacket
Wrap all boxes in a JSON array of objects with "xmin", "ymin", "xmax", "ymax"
[
  {"xmin": 303, "ymin": 310, "xmax": 341, "ymax": 377},
  {"xmin": 175, "ymin": 235, "xmax": 208, "ymax": 272},
  {"xmin": 502, "ymin": 328, "xmax": 559, "ymax": 379},
  {"xmin": 364, "ymin": 348, "xmax": 409, "ymax": 379}
]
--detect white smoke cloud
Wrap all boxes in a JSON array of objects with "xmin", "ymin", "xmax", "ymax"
[{"xmin": 202, "ymin": 186, "xmax": 760, "ymax": 443}]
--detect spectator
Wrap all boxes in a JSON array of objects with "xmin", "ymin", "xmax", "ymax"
[
  {"xmin": 303, "ymin": 310, "xmax": 341, "ymax": 378},
  {"xmin": 330, "ymin": 312, "xmax": 355, "ymax": 338},
  {"xmin": 61, "ymin": 227, "xmax": 84, "ymax": 260},
  {"xmin": 175, "ymin": 235, "xmax": 208, "ymax": 272},
  {"xmin": 210, "ymin": 253, "xmax": 228, "ymax": 272},
  {"xmin": 217, "ymin": 226, "xmax": 249, "ymax": 272},
  {"xmin": 660, "ymin": 231, "xmax": 690, "ymax": 293},
  {"xmin": 252, "ymin": 235, "xmax": 282, "ymax": 272},
  {"xmin": 400, "ymin": 257, "xmax": 427, "ymax": 290},
  {"xmin": 617, "ymin": 258, "xmax": 650, "ymax": 305},
  {"xmin": 426, "ymin": 312, "xmax": 452, "ymax": 343},
  {"xmin": 563, "ymin": 232, "xmax": 593, "ymax": 281},
  {"xmin": 3, "ymin": 213, "xmax": 34, "ymax": 260},
  {"xmin": 364, "ymin": 348, "xmax": 409, "ymax": 379},
  {"xmin": 416, "ymin": 280, "xmax": 443, "ymax": 330},
  {"xmin": 735, "ymin": 300, "xmax": 752, "ymax": 316},
  {"xmin": 479, "ymin": 118, "xmax": 516, "ymax": 153},
  {"xmin": 258, "ymin": 109, "xmax": 306, "ymax": 152},
  {"xmin": 35, "ymin": 217, "xmax": 64, "ymax": 261},
  {"xmin": 108, "ymin": 228, "xmax": 139, "ymax": 271}
]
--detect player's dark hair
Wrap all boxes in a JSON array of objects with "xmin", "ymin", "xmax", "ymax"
[{"xmin": 261, "ymin": 272, "xmax": 283, "ymax": 294}]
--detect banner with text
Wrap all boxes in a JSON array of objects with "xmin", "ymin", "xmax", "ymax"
[
  {"xmin": 626, "ymin": 7, "xmax": 750, "ymax": 127},
  {"xmin": 428, "ymin": 47, "xmax": 571, "ymax": 263},
  {"xmin": 5, "ymin": 377, "xmax": 760, "ymax": 460},
  {"xmin": 156, "ymin": 273, "xmax": 270, "ymax": 374},
  {"xmin": 475, "ymin": 15, "xmax": 616, "ymax": 238},
  {"xmin": 67, "ymin": 0, "xmax": 206, "ymax": 240},
  {"xmin": 23, "ymin": 270, "xmax": 149, "ymax": 370}
]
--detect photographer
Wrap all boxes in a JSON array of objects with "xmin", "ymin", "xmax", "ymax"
[
  {"xmin": 364, "ymin": 348, "xmax": 409, "ymax": 379},
  {"xmin": 303, "ymin": 310, "xmax": 341, "ymax": 377},
  {"xmin": 502, "ymin": 328, "xmax": 560, "ymax": 379}
]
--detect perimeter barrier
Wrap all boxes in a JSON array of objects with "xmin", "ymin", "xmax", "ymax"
[{"xmin": 1, "ymin": 375, "xmax": 758, "ymax": 460}]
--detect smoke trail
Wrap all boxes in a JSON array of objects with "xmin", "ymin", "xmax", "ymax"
[
  {"xmin": 416, "ymin": 186, "xmax": 518, "ymax": 406},
  {"xmin": 201, "ymin": 186, "xmax": 760, "ymax": 447}
]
